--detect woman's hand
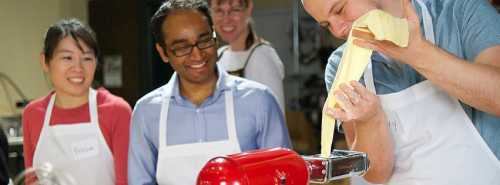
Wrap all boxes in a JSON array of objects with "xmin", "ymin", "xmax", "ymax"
[{"xmin": 325, "ymin": 81, "xmax": 384, "ymax": 123}]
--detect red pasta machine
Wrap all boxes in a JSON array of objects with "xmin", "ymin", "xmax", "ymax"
[{"xmin": 197, "ymin": 148, "xmax": 370, "ymax": 185}]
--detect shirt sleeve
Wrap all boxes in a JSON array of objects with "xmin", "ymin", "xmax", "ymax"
[
  {"xmin": 325, "ymin": 44, "xmax": 346, "ymax": 91},
  {"xmin": 458, "ymin": 0, "xmax": 500, "ymax": 61},
  {"xmin": 256, "ymin": 89, "xmax": 292, "ymax": 149},
  {"xmin": 110, "ymin": 101, "xmax": 132, "ymax": 185},
  {"xmin": 22, "ymin": 107, "xmax": 34, "ymax": 169},
  {"xmin": 128, "ymin": 103, "xmax": 158, "ymax": 185},
  {"xmin": 244, "ymin": 46, "xmax": 286, "ymax": 112}
]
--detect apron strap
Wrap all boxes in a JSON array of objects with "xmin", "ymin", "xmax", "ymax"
[
  {"xmin": 224, "ymin": 89, "xmax": 239, "ymax": 142},
  {"xmin": 43, "ymin": 94, "xmax": 56, "ymax": 129},
  {"xmin": 415, "ymin": 0, "xmax": 435, "ymax": 44},
  {"xmin": 363, "ymin": 62, "xmax": 376, "ymax": 94},
  {"xmin": 89, "ymin": 89, "xmax": 98, "ymax": 125},
  {"xmin": 159, "ymin": 83, "xmax": 173, "ymax": 148}
]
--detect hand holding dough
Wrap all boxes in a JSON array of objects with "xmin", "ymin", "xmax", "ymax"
[{"xmin": 321, "ymin": 9, "xmax": 409, "ymax": 157}]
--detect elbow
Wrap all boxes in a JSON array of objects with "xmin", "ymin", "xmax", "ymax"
[
  {"xmin": 363, "ymin": 160, "xmax": 394, "ymax": 184},
  {"xmin": 362, "ymin": 151, "xmax": 395, "ymax": 184}
]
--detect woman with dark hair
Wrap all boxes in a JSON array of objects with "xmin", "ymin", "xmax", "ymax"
[
  {"xmin": 22, "ymin": 18, "xmax": 131, "ymax": 185},
  {"xmin": 209, "ymin": 0, "xmax": 286, "ymax": 112}
]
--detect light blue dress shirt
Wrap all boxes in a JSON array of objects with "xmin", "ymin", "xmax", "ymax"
[
  {"xmin": 325, "ymin": 0, "xmax": 500, "ymax": 159},
  {"xmin": 128, "ymin": 64, "xmax": 292, "ymax": 185}
]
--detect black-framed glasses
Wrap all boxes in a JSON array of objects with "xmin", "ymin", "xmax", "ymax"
[{"xmin": 169, "ymin": 36, "xmax": 217, "ymax": 57}]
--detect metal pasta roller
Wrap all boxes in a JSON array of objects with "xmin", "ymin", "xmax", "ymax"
[{"xmin": 197, "ymin": 147, "xmax": 369, "ymax": 185}]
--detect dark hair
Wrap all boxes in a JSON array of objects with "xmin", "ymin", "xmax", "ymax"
[
  {"xmin": 43, "ymin": 18, "xmax": 99, "ymax": 63},
  {"xmin": 151, "ymin": 0, "xmax": 213, "ymax": 50}
]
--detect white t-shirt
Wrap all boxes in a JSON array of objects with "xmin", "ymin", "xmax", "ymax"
[{"xmin": 217, "ymin": 43, "xmax": 285, "ymax": 112}]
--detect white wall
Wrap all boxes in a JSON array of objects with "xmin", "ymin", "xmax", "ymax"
[{"xmin": 0, "ymin": 0, "xmax": 88, "ymax": 116}]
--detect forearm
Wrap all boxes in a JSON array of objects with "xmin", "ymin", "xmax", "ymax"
[
  {"xmin": 409, "ymin": 43, "xmax": 500, "ymax": 115},
  {"xmin": 343, "ymin": 114, "xmax": 394, "ymax": 183}
]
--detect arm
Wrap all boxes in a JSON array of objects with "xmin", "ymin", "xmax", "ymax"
[
  {"xmin": 244, "ymin": 46, "xmax": 286, "ymax": 112},
  {"xmin": 22, "ymin": 108, "xmax": 34, "ymax": 169},
  {"xmin": 128, "ymin": 105, "xmax": 158, "ymax": 185},
  {"xmin": 110, "ymin": 102, "xmax": 132, "ymax": 185},
  {"xmin": 22, "ymin": 107, "xmax": 39, "ymax": 184},
  {"xmin": 256, "ymin": 90, "xmax": 292, "ymax": 149},
  {"xmin": 411, "ymin": 44, "xmax": 500, "ymax": 115},
  {"xmin": 326, "ymin": 81, "xmax": 394, "ymax": 184},
  {"xmin": 354, "ymin": 0, "xmax": 500, "ymax": 116}
]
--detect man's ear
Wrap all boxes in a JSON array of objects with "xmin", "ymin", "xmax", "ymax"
[
  {"xmin": 39, "ymin": 54, "xmax": 49, "ymax": 73},
  {"xmin": 155, "ymin": 43, "xmax": 169, "ymax": 63}
]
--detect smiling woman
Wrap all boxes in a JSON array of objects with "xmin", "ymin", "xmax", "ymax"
[
  {"xmin": 208, "ymin": 0, "xmax": 286, "ymax": 112},
  {"xmin": 22, "ymin": 19, "xmax": 131, "ymax": 185}
]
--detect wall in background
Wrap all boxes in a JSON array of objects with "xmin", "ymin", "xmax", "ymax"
[{"xmin": 0, "ymin": 0, "xmax": 88, "ymax": 116}]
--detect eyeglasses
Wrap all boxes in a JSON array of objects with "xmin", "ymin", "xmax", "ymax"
[
  {"xmin": 211, "ymin": 6, "xmax": 245, "ymax": 18},
  {"xmin": 169, "ymin": 36, "xmax": 217, "ymax": 57}
]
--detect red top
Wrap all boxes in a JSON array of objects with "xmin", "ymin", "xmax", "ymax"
[{"xmin": 22, "ymin": 88, "xmax": 131, "ymax": 185}]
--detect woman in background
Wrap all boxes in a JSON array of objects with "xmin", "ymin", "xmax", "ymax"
[
  {"xmin": 209, "ymin": 0, "xmax": 286, "ymax": 112},
  {"xmin": 22, "ymin": 18, "xmax": 130, "ymax": 185}
]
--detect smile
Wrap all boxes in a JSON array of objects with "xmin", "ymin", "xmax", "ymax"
[
  {"xmin": 68, "ymin": 77, "xmax": 84, "ymax": 84},
  {"xmin": 221, "ymin": 26, "xmax": 235, "ymax": 32},
  {"xmin": 188, "ymin": 61, "xmax": 207, "ymax": 69}
]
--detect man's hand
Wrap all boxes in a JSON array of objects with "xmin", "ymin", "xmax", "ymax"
[
  {"xmin": 351, "ymin": 0, "xmax": 434, "ymax": 68},
  {"xmin": 325, "ymin": 81, "xmax": 384, "ymax": 124}
]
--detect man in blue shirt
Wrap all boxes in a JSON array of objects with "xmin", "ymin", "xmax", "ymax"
[
  {"xmin": 128, "ymin": 0, "xmax": 291, "ymax": 184},
  {"xmin": 303, "ymin": 0, "xmax": 500, "ymax": 184}
]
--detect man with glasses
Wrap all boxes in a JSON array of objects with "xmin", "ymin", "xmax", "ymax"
[{"xmin": 128, "ymin": 0, "xmax": 291, "ymax": 184}]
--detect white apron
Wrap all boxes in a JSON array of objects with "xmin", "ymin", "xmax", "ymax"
[
  {"xmin": 33, "ymin": 89, "xmax": 115, "ymax": 185},
  {"xmin": 155, "ymin": 83, "xmax": 242, "ymax": 185}
]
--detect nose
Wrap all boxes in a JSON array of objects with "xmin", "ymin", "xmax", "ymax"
[
  {"xmin": 189, "ymin": 46, "xmax": 204, "ymax": 61},
  {"xmin": 71, "ymin": 58, "xmax": 84, "ymax": 72},
  {"xmin": 328, "ymin": 17, "xmax": 350, "ymax": 39}
]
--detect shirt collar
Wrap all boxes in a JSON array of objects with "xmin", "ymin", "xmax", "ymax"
[{"xmin": 165, "ymin": 64, "xmax": 232, "ymax": 105}]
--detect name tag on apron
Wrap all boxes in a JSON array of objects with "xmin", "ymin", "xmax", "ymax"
[{"xmin": 71, "ymin": 138, "xmax": 100, "ymax": 160}]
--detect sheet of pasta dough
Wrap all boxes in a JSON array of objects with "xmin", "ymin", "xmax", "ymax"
[{"xmin": 321, "ymin": 9, "xmax": 409, "ymax": 157}]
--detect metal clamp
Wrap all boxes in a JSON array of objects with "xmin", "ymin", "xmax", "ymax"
[{"xmin": 302, "ymin": 150, "xmax": 370, "ymax": 183}]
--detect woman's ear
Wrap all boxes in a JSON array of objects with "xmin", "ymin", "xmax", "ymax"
[{"xmin": 39, "ymin": 54, "xmax": 49, "ymax": 73}]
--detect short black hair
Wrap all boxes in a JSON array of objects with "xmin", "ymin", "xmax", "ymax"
[
  {"xmin": 42, "ymin": 18, "xmax": 99, "ymax": 63},
  {"xmin": 151, "ymin": 0, "xmax": 213, "ymax": 49}
]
